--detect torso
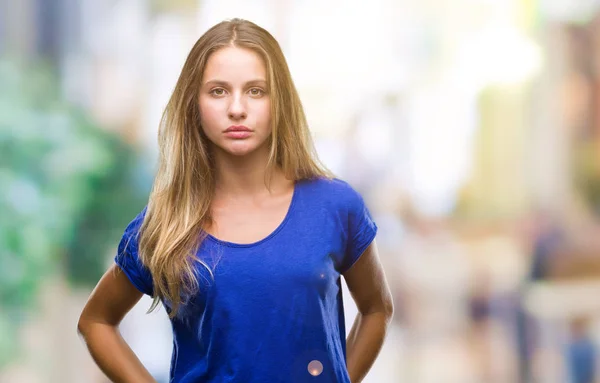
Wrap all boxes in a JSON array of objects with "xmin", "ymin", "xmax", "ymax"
[
  {"xmin": 115, "ymin": 177, "xmax": 377, "ymax": 383},
  {"xmin": 206, "ymin": 180, "xmax": 295, "ymax": 245},
  {"xmin": 169, "ymin": 177, "xmax": 366, "ymax": 383}
]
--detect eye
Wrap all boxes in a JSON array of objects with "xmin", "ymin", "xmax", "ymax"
[
  {"xmin": 210, "ymin": 88, "xmax": 226, "ymax": 96},
  {"xmin": 248, "ymin": 88, "xmax": 265, "ymax": 97}
]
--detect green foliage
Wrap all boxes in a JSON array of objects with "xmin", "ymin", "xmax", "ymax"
[{"xmin": 0, "ymin": 58, "xmax": 151, "ymax": 366}]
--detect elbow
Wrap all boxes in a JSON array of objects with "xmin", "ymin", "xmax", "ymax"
[
  {"xmin": 377, "ymin": 290, "xmax": 394, "ymax": 323},
  {"xmin": 361, "ymin": 299, "xmax": 394, "ymax": 323},
  {"xmin": 77, "ymin": 316, "xmax": 88, "ymax": 337},
  {"xmin": 383, "ymin": 300, "xmax": 394, "ymax": 323},
  {"xmin": 77, "ymin": 313, "xmax": 96, "ymax": 338},
  {"xmin": 77, "ymin": 313, "xmax": 117, "ymax": 338}
]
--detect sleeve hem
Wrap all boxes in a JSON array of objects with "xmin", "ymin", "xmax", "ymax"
[
  {"xmin": 340, "ymin": 224, "xmax": 378, "ymax": 274},
  {"xmin": 114, "ymin": 259, "xmax": 153, "ymax": 296}
]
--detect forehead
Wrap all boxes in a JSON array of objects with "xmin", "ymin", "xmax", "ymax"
[{"xmin": 202, "ymin": 46, "xmax": 266, "ymax": 82}]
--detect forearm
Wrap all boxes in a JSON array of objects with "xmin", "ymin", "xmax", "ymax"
[
  {"xmin": 345, "ymin": 311, "xmax": 391, "ymax": 383},
  {"xmin": 78, "ymin": 321, "xmax": 157, "ymax": 383}
]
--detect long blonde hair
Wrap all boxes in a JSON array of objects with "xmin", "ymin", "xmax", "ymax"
[{"xmin": 139, "ymin": 18, "xmax": 331, "ymax": 317}]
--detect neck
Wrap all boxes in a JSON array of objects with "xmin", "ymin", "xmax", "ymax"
[{"xmin": 212, "ymin": 145, "xmax": 289, "ymax": 197}]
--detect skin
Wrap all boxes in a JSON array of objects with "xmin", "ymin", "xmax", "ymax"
[
  {"xmin": 197, "ymin": 46, "xmax": 296, "ymax": 243},
  {"xmin": 77, "ymin": 266, "xmax": 152, "ymax": 383},
  {"xmin": 344, "ymin": 241, "xmax": 394, "ymax": 383},
  {"xmin": 77, "ymin": 46, "xmax": 393, "ymax": 383}
]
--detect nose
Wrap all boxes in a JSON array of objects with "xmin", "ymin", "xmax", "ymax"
[{"xmin": 228, "ymin": 94, "xmax": 247, "ymax": 120}]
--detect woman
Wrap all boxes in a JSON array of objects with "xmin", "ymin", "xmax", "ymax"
[{"xmin": 77, "ymin": 18, "xmax": 393, "ymax": 383}]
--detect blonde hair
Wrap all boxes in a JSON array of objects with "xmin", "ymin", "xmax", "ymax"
[{"xmin": 139, "ymin": 18, "xmax": 331, "ymax": 317}]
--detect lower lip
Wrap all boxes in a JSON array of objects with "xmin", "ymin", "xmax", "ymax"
[{"xmin": 224, "ymin": 131, "xmax": 252, "ymax": 139}]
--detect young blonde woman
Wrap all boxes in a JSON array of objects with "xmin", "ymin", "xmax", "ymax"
[{"xmin": 77, "ymin": 18, "xmax": 393, "ymax": 383}]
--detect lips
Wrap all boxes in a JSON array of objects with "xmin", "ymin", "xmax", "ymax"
[
  {"xmin": 224, "ymin": 125, "xmax": 252, "ymax": 132},
  {"xmin": 223, "ymin": 125, "xmax": 252, "ymax": 139}
]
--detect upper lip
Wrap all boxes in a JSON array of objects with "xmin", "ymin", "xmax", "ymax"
[{"xmin": 224, "ymin": 125, "xmax": 252, "ymax": 132}]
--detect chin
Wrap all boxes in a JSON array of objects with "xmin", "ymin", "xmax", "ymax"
[{"xmin": 221, "ymin": 141, "xmax": 262, "ymax": 157}]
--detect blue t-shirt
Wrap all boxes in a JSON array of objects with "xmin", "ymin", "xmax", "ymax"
[{"xmin": 115, "ymin": 177, "xmax": 378, "ymax": 383}]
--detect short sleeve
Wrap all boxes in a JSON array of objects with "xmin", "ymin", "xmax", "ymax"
[
  {"xmin": 339, "ymin": 183, "xmax": 378, "ymax": 274},
  {"xmin": 114, "ymin": 207, "xmax": 154, "ymax": 296}
]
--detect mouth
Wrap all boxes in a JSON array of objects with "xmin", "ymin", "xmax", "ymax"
[
  {"xmin": 223, "ymin": 125, "xmax": 252, "ymax": 139},
  {"xmin": 224, "ymin": 125, "xmax": 252, "ymax": 133}
]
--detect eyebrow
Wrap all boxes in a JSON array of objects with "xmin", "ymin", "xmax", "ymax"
[{"xmin": 203, "ymin": 79, "xmax": 267, "ymax": 87}]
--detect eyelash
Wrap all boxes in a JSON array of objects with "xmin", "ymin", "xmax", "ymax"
[{"xmin": 209, "ymin": 88, "xmax": 265, "ymax": 97}]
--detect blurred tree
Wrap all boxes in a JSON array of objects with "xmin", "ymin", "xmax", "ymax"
[
  {"xmin": 574, "ymin": 141, "xmax": 600, "ymax": 214},
  {"xmin": 0, "ymin": 59, "xmax": 150, "ymax": 367}
]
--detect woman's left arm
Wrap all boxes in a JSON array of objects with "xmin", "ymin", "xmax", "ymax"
[{"xmin": 343, "ymin": 239, "xmax": 394, "ymax": 383}]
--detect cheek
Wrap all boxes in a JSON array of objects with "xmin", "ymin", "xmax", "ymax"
[
  {"xmin": 198, "ymin": 101, "xmax": 223, "ymax": 132},
  {"xmin": 255, "ymin": 101, "xmax": 271, "ymax": 126}
]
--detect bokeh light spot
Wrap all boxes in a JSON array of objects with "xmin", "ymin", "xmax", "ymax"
[{"xmin": 307, "ymin": 360, "xmax": 323, "ymax": 376}]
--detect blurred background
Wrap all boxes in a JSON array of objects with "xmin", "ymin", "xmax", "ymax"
[{"xmin": 2, "ymin": 0, "xmax": 600, "ymax": 382}]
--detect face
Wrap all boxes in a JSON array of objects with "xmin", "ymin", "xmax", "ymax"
[{"xmin": 198, "ymin": 46, "xmax": 271, "ymax": 157}]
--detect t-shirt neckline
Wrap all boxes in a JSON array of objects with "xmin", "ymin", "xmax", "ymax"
[{"xmin": 205, "ymin": 181, "xmax": 299, "ymax": 248}]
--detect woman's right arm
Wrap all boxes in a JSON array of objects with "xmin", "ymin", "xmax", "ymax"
[{"xmin": 77, "ymin": 263, "xmax": 157, "ymax": 383}]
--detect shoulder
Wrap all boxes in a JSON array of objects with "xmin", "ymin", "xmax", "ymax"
[
  {"xmin": 122, "ymin": 206, "xmax": 148, "ymax": 239},
  {"xmin": 299, "ymin": 176, "xmax": 361, "ymax": 197},
  {"xmin": 298, "ymin": 176, "xmax": 366, "ymax": 212}
]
